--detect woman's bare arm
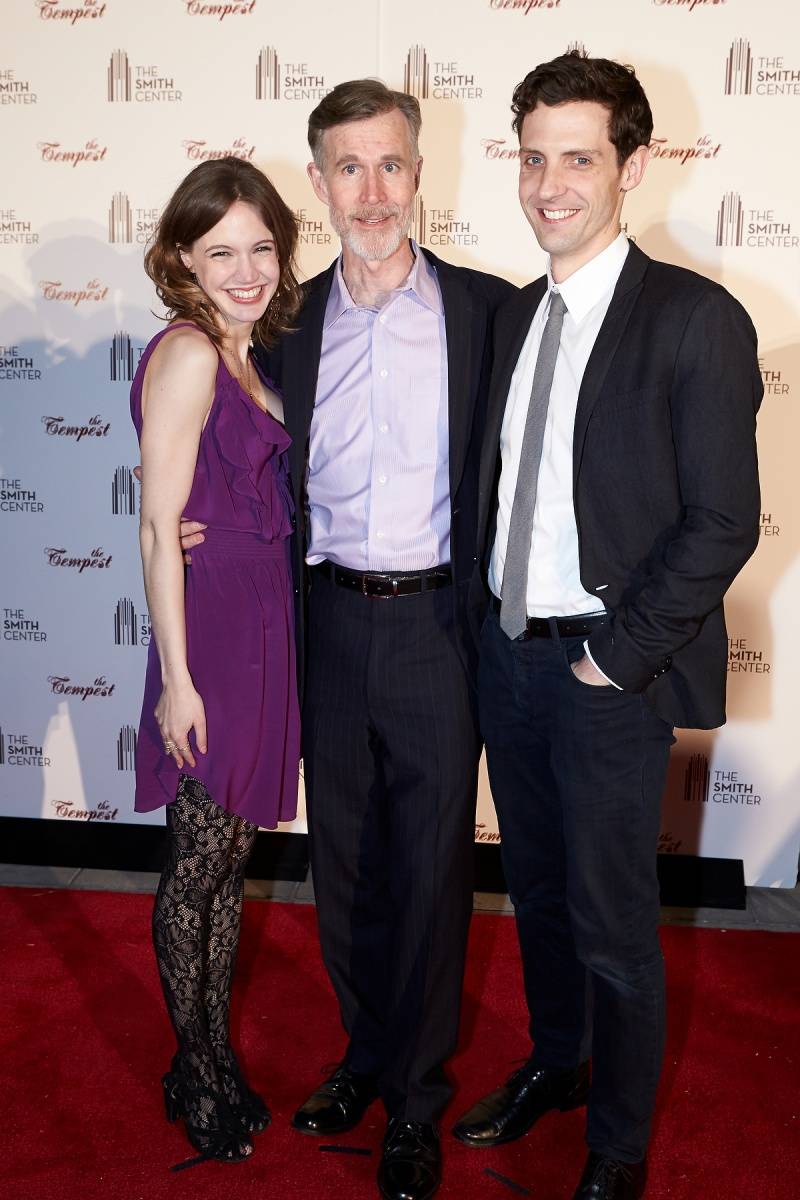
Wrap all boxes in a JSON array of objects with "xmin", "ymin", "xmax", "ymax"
[{"xmin": 139, "ymin": 327, "xmax": 217, "ymax": 770}]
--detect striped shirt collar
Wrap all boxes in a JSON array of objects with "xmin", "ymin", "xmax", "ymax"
[{"xmin": 324, "ymin": 239, "xmax": 443, "ymax": 328}]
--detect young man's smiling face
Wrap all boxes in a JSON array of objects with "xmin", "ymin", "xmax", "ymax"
[{"xmin": 518, "ymin": 100, "xmax": 648, "ymax": 281}]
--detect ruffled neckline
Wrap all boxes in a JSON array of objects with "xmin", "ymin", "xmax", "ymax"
[
  {"xmin": 211, "ymin": 359, "xmax": 293, "ymax": 538},
  {"xmin": 217, "ymin": 352, "xmax": 291, "ymax": 455}
]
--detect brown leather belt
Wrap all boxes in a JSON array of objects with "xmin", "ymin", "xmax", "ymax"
[
  {"xmin": 489, "ymin": 594, "xmax": 606, "ymax": 639},
  {"xmin": 312, "ymin": 560, "xmax": 452, "ymax": 599}
]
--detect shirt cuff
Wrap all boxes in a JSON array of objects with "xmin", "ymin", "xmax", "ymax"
[{"xmin": 583, "ymin": 640, "xmax": 622, "ymax": 689}]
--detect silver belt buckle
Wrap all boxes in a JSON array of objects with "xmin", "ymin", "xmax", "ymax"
[{"xmin": 361, "ymin": 572, "xmax": 399, "ymax": 598}]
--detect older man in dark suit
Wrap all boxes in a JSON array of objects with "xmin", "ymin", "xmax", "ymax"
[
  {"xmin": 453, "ymin": 51, "xmax": 761, "ymax": 1200},
  {"xmin": 265, "ymin": 81, "xmax": 512, "ymax": 1200}
]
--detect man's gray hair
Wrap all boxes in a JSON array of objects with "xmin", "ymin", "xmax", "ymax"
[{"xmin": 307, "ymin": 79, "xmax": 422, "ymax": 169}]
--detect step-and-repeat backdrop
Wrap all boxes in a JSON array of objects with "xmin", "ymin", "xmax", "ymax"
[{"xmin": 2, "ymin": 0, "xmax": 798, "ymax": 885}]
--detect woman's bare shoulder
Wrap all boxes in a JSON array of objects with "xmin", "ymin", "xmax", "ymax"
[{"xmin": 147, "ymin": 323, "xmax": 219, "ymax": 380}]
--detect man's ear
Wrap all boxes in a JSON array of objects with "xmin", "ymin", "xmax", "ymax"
[
  {"xmin": 620, "ymin": 144, "xmax": 650, "ymax": 195},
  {"xmin": 307, "ymin": 160, "xmax": 329, "ymax": 207},
  {"xmin": 414, "ymin": 155, "xmax": 423, "ymax": 193}
]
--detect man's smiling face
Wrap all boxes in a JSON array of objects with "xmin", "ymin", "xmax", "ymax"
[
  {"xmin": 518, "ymin": 100, "xmax": 647, "ymax": 280},
  {"xmin": 308, "ymin": 107, "xmax": 421, "ymax": 263}
]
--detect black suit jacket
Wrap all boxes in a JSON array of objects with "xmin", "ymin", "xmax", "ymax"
[
  {"xmin": 259, "ymin": 246, "xmax": 515, "ymax": 698},
  {"xmin": 473, "ymin": 241, "xmax": 762, "ymax": 730}
]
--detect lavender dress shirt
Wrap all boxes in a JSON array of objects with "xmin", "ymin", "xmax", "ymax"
[{"xmin": 306, "ymin": 243, "xmax": 451, "ymax": 572}]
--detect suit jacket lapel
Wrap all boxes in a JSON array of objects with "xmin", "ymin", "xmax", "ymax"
[
  {"xmin": 281, "ymin": 263, "xmax": 335, "ymax": 501},
  {"xmin": 572, "ymin": 242, "xmax": 649, "ymax": 486},
  {"xmin": 422, "ymin": 250, "xmax": 474, "ymax": 500}
]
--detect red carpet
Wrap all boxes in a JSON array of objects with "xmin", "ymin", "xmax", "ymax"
[{"xmin": 2, "ymin": 887, "xmax": 798, "ymax": 1199}]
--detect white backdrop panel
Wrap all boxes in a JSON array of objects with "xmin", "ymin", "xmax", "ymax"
[{"xmin": 2, "ymin": 0, "xmax": 798, "ymax": 884}]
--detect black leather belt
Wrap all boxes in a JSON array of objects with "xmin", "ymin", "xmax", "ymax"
[
  {"xmin": 489, "ymin": 594, "xmax": 606, "ymax": 639},
  {"xmin": 312, "ymin": 560, "xmax": 452, "ymax": 598}
]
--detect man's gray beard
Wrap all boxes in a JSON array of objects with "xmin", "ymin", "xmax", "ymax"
[{"xmin": 331, "ymin": 207, "xmax": 413, "ymax": 262}]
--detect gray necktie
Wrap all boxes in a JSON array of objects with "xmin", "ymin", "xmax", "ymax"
[{"xmin": 500, "ymin": 290, "xmax": 567, "ymax": 639}]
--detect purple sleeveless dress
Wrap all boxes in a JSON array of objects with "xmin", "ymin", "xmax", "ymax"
[{"xmin": 130, "ymin": 323, "xmax": 300, "ymax": 828}]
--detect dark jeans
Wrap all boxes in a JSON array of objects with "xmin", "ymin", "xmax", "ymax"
[
  {"xmin": 304, "ymin": 572, "xmax": 481, "ymax": 1123},
  {"xmin": 479, "ymin": 608, "xmax": 675, "ymax": 1162}
]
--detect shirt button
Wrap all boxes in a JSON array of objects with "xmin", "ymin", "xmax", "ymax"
[
  {"xmin": 379, "ymin": 314, "xmax": 387, "ymax": 324},
  {"xmin": 378, "ymin": 475, "xmax": 387, "ymax": 485},
  {"xmin": 379, "ymin": 368, "xmax": 388, "ymax": 378},
  {"xmin": 376, "ymin": 530, "xmax": 385, "ymax": 539},
  {"xmin": 379, "ymin": 423, "xmax": 389, "ymax": 433}
]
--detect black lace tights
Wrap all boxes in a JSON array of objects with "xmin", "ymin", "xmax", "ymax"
[{"xmin": 152, "ymin": 776, "xmax": 258, "ymax": 1121}]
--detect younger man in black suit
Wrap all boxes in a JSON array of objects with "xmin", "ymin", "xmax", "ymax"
[{"xmin": 454, "ymin": 52, "xmax": 761, "ymax": 1199}]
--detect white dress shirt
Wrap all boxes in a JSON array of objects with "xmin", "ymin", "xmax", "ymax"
[{"xmin": 489, "ymin": 232, "xmax": 630, "ymax": 615}]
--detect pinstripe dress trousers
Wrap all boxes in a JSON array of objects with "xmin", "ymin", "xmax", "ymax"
[{"xmin": 303, "ymin": 569, "xmax": 481, "ymax": 1123}]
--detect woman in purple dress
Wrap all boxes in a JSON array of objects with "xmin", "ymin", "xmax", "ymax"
[{"xmin": 131, "ymin": 158, "xmax": 301, "ymax": 1162}]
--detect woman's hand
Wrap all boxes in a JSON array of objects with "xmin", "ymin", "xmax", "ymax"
[{"xmin": 154, "ymin": 681, "xmax": 207, "ymax": 771}]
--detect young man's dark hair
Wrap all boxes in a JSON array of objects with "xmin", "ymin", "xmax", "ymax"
[{"xmin": 511, "ymin": 49, "xmax": 653, "ymax": 165}]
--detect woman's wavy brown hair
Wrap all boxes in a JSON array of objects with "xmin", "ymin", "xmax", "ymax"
[{"xmin": 144, "ymin": 157, "xmax": 301, "ymax": 348}]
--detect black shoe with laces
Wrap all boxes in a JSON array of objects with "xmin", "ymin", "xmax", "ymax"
[
  {"xmin": 572, "ymin": 1152, "xmax": 647, "ymax": 1199},
  {"xmin": 378, "ymin": 1119, "xmax": 441, "ymax": 1200},
  {"xmin": 291, "ymin": 1064, "xmax": 378, "ymax": 1135},
  {"xmin": 452, "ymin": 1059, "xmax": 590, "ymax": 1147}
]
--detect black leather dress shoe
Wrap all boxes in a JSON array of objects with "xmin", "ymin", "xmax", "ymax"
[
  {"xmin": 572, "ymin": 1152, "xmax": 647, "ymax": 1199},
  {"xmin": 378, "ymin": 1119, "xmax": 441, "ymax": 1200},
  {"xmin": 451, "ymin": 1060, "xmax": 590, "ymax": 1147},
  {"xmin": 291, "ymin": 1065, "xmax": 378, "ymax": 1135}
]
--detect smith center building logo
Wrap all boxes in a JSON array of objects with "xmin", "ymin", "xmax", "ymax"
[
  {"xmin": 114, "ymin": 597, "xmax": 151, "ymax": 646},
  {"xmin": 0, "ymin": 727, "xmax": 51, "ymax": 768},
  {"xmin": 112, "ymin": 466, "xmax": 137, "ymax": 515},
  {"xmin": 0, "ymin": 69, "xmax": 37, "ymax": 106},
  {"xmin": 0, "ymin": 210, "xmax": 39, "ymax": 246},
  {"xmin": 117, "ymin": 725, "xmax": 137, "ymax": 770},
  {"xmin": 728, "ymin": 636, "xmax": 771, "ymax": 675},
  {"xmin": 109, "ymin": 332, "xmax": 142, "ymax": 381},
  {"xmin": 404, "ymin": 46, "xmax": 483, "ymax": 100},
  {"xmin": 4, "ymin": 607, "xmax": 47, "ymax": 642},
  {"xmin": 716, "ymin": 192, "xmax": 798, "ymax": 248},
  {"xmin": 294, "ymin": 209, "xmax": 331, "ymax": 247},
  {"xmin": 683, "ymin": 753, "xmax": 710, "ymax": 804},
  {"xmin": 683, "ymin": 755, "xmax": 764, "ymax": 807},
  {"xmin": 1, "ymin": 343, "xmax": 42, "ymax": 380},
  {"xmin": 760, "ymin": 356, "xmax": 791, "ymax": 398},
  {"xmin": 255, "ymin": 48, "xmax": 329, "ymax": 101},
  {"xmin": 109, "ymin": 193, "xmax": 132, "ymax": 243},
  {"xmin": 414, "ymin": 196, "xmax": 478, "ymax": 248},
  {"xmin": 108, "ymin": 50, "xmax": 131, "ymax": 101},
  {"xmin": 1, "ymin": 477, "xmax": 43, "ymax": 513},
  {"xmin": 725, "ymin": 40, "xmax": 800, "ymax": 96},
  {"xmin": 108, "ymin": 51, "xmax": 182, "ymax": 103}
]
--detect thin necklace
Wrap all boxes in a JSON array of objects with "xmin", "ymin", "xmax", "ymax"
[{"xmin": 224, "ymin": 345, "xmax": 256, "ymax": 405}]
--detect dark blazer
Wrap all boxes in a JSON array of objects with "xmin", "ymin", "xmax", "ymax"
[
  {"xmin": 259, "ymin": 246, "xmax": 516, "ymax": 697},
  {"xmin": 473, "ymin": 241, "xmax": 762, "ymax": 730}
]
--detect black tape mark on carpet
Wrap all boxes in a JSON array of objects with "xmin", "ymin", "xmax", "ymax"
[
  {"xmin": 319, "ymin": 1144, "xmax": 373, "ymax": 1156},
  {"xmin": 170, "ymin": 1153, "xmax": 210, "ymax": 1172},
  {"xmin": 484, "ymin": 1166, "xmax": 531, "ymax": 1195}
]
